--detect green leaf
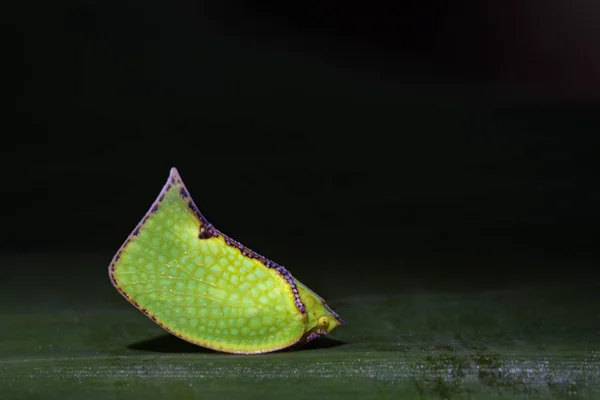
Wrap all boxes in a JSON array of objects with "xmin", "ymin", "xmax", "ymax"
[{"xmin": 1, "ymin": 253, "xmax": 599, "ymax": 399}]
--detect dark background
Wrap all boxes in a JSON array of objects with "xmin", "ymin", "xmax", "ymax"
[{"xmin": 6, "ymin": 1, "xmax": 600, "ymax": 292}]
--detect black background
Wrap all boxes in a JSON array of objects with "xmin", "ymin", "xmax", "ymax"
[{"xmin": 6, "ymin": 1, "xmax": 600, "ymax": 292}]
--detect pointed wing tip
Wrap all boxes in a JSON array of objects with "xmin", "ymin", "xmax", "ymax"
[
  {"xmin": 169, "ymin": 167, "xmax": 180, "ymax": 178},
  {"xmin": 169, "ymin": 167, "xmax": 186, "ymax": 185}
]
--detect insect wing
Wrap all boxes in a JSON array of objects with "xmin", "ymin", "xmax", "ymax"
[{"xmin": 109, "ymin": 169, "xmax": 306, "ymax": 354}]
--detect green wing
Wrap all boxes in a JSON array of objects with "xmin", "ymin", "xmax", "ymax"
[{"xmin": 109, "ymin": 168, "xmax": 307, "ymax": 354}]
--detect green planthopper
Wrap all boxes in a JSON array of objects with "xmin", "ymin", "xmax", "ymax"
[{"xmin": 109, "ymin": 168, "xmax": 343, "ymax": 354}]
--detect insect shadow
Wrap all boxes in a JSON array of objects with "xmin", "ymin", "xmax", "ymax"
[{"xmin": 127, "ymin": 334, "xmax": 347, "ymax": 354}]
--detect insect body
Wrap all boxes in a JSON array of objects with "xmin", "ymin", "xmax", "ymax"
[{"xmin": 109, "ymin": 168, "xmax": 343, "ymax": 354}]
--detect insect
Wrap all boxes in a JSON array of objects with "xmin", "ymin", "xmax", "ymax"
[{"xmin": 109, "ymin": 168, "xmax": 343, "ymax": 354}]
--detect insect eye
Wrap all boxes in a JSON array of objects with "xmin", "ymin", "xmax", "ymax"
[{"xmin": 317, "ymin": 316, "xmax": 329, "ymax": 329}]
